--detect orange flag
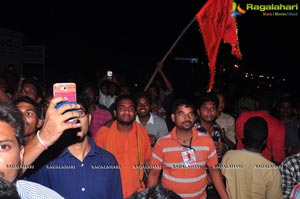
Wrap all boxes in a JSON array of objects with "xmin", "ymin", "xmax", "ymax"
[{"xmin": 196, "ymin": 0, "xmax": 242, "ymax": 91}]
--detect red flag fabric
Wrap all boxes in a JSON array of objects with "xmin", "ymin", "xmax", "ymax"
[
  {"xmin": 223, "ymin": 16, "xmax": 242, "ymax": 60},
  {"xmin": 196, "ymin": 0, "xmax": 241, "ymax": 91}
]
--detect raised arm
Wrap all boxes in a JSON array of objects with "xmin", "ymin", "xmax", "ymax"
[
  {"xmin": 22, "ymin": 97, "xmax": 81, "ymax": 172},
  {"xmin": 156, "ymin": 62, "xmax": 173, "ymax": 93}
]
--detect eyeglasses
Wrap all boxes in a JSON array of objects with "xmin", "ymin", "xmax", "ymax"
[{"xmin": 78, "ymin": 109, "xmax": 87, "ymax": 118}]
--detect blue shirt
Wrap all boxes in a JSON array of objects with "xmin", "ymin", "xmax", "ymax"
[{"xmin": 25, "ymin": 137, "xmax": 123, "ymax": 199}]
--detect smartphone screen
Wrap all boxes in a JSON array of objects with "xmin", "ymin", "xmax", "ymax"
[{"xmin": 53, "ymin": 83, "xmax": 77, "ymax": 123}]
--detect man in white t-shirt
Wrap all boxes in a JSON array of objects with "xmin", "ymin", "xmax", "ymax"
[{"xmin": 135, "ymin": 92, "xmax": 168, "ymax": 147}]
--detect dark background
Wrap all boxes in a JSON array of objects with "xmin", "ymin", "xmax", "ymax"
[{"xmin": 0, "ymin": 2, "xmax": 298, "ymax": 96}]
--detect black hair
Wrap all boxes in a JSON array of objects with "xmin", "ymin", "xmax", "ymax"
[
  {"xmin": 134, "ymin": 91, "xmax": 152, "ymax": 105},
  {"xmin": 115, "ymin": 94, "xmax": 137, "ymax": 109},
  {"xmin": 0, "ymin": 102, "xmax": 24, "ymax": 147},
  {"xmin": 242, "ymin": 116, "xmax": 268, "ymax": 148},
  {"xmin": 171, "ymin": 98, "xmax": 196, "ymax": 114},
  {"xmin": 13, "ymin": 96, "xmax": 42, "ymax": 119},
  {"xmin": 196, "ymin": 92, "xmax": 219, "ymax": 109},
  {"xmin": 257, "ymin": 93, "xmax": 275, "ymax": 111},
  {"xmin": 77, "ymin": 82, "xmax": 99, "ymax": 107},
  {"xmin": 147, "ymin": 84, "xmax": 160, "ymax": 96},
  {"xmin": 78, "ymin": 82, "xmax": 99, "ymax": 96},
  {"xmin": 21, "ymin": 77, "xmax": 43, "ymax": 98},
  {"xmin": 77, "ymin": 94, "xmax": 90, "ymax": 113}
]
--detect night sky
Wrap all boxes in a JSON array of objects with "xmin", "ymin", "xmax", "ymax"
[{"xmin": 0, "ymin": 2, "xmax": 298, "ymax": 94}]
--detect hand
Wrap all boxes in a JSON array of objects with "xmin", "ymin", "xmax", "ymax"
[
  {"xmin": 149, "ymin": 134, "xmax": 157, "ymax": 147},
  {"xmin": 38, "ymin": 97, "xmax": 82, "ymax": 146}
]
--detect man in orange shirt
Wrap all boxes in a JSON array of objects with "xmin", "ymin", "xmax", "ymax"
[
  {"xmin": 147, "ymin": 99, "xmax": 229, "ymax": 199},
  {"xmin": 94, "ymin": 94, "xmax": 152, "ymax": 199}
]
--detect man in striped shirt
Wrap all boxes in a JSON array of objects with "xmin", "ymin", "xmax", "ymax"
[{"xmin": 147, "ymin": 99, "xmax": 229, "ymax": 199}]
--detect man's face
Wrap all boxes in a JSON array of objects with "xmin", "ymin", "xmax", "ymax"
[
  {"xmin": 278, "ymin": 101, "xmax": 293, "ymax": 118},
  {"xmin": 137, "ymin": 97, "xmax": 151, "ymax": 118},
  {"xmin": 16, "ymin": 102, "xmax": 42, "ymax": 145},
  {"xmin": 19, "ymin": 83, "xmax": 38, "ymax": 102},
  {"xmin": 217, "ymin": 94, "xmax": 225, "ymax": 112},
  {"xmin": 198, "ymin": 101, "xmax": 218, "ymax": 124},
  {"xmin": 147, "ymin": 87, "xmax": 159, "ymax": 100},
  {"xmin": 0, "ymin": 121, "xmax": 24, "ymax": 182},
  {"xmin": 115, "ymin": 99, "xmax": 136, "ymax": 125},
  {"xmin": 171, "ymin": 105, "xmax": 195, "ymax": 131}
]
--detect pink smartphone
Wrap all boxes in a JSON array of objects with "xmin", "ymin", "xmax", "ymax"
[{"xmin": 53, "ymin": 83, "xmax": 77, "ymax": 123}]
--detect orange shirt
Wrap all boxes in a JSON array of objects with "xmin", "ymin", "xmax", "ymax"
[
  {"xmin": 94, "ymin": 121, "xmax": 151, "ymax": 198},
  {"xmin": 150, "ymin": 127, "xmax": 218, "ymax": 199}
]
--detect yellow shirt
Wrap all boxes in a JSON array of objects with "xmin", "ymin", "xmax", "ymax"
[{"xmin": 221, "ymin": 150, "xmax": 283, "ymax": 199}]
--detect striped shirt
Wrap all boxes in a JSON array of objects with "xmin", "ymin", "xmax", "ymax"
[
  {"xmin": 16, "ymin": 180, "xmax": 64, "ymax": 199},
  {"xmin": 150, "ymin": 127, "xmax": 218, "ymax": 199}
]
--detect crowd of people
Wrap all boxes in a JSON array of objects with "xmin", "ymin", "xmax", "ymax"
[{"xmin": 0, "ymin": 62, "xmax": 299, "ymax": 199}]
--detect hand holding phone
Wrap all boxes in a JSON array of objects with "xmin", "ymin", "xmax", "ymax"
[{"xmin": 53, "ymin": 83, "xmax": 77, "ymax": 124}]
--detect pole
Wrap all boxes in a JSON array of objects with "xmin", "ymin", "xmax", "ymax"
[{"xmin": 144, "ymin": 17, "xmax": 196, "ymax": 91}]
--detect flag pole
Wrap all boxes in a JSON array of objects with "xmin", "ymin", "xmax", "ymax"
[{"xmin": 144, "ymin": 17, "xmax": 196, "ymax": 91}]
